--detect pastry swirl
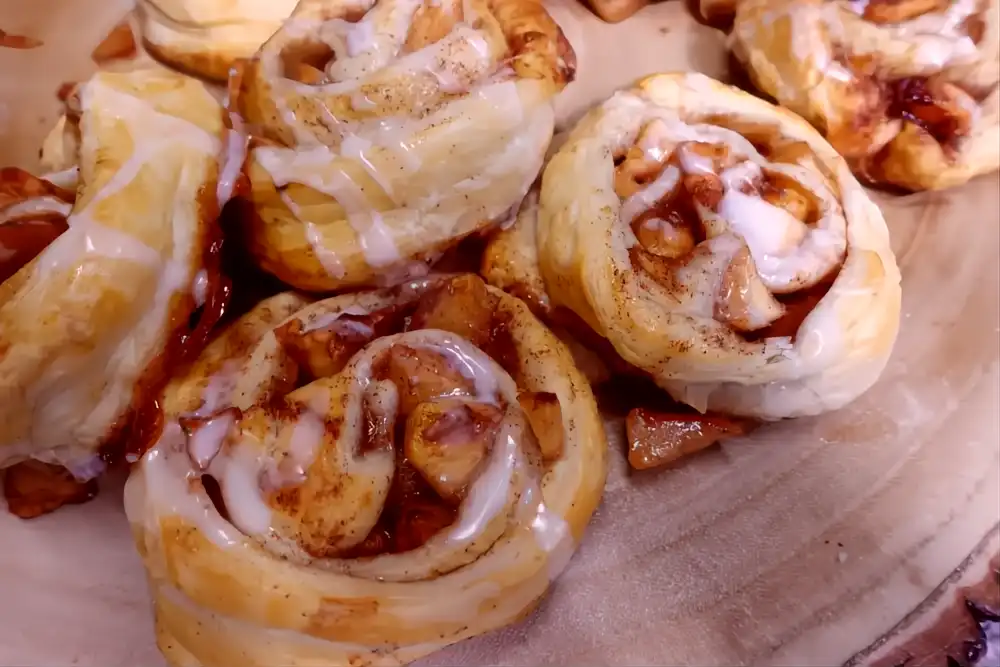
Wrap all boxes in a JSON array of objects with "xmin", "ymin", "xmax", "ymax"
[
  {"xmin": 234, "ymin": 0, "xmax": 575, "ymax": 292},
  {"xmin": 730, "ymin": 0, "xmax": 1000, "ymax": 191},
  {"xmin": 124, "ymin": 273, "xmax": 607, "ymax": 667},
  {"xmin": 0, "ymin": 68, "xmax": 231, "ymax": 484},
  {"xmin": 136, "ymin": 0, "xmax": 300, "ymax": 81},
  {"xmin": 484, "ymin": 73, "xmax": 902, "ymax": 420}
]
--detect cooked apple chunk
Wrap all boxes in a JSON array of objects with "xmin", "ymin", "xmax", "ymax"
[
  {"xmin": 404, "ymin": 399, "xmax": 502, "ymax": 502},
  {"xmin": 517, "ymin": 391, "xmax": 565, "ymax": 462},
  {"xmin": 409, "ymin": 274, "xmax": 499, "ymax": 347},
  {"xmin": 626, "ymin": 408, "xmax": 751, "ymax": 470},
  {"xmin": 379, "ymin": 344, "xmax": 474, "ymax": 415}
]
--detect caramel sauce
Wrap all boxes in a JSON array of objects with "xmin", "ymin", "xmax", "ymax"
[
  {"xmin": 888, "ymin": 76, "xmax": 968, "ymax": 148},
  {"xmin": 109, "ymin": 188, "xmax": 233, "ymax": 466}
]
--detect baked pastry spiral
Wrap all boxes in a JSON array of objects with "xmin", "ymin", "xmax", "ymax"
[
  {"xmin": 484, "ymin": 73, "xmax": 902, "ymax": 421},
  {"xmin": 124, "ymin": 273, "xmax": 607, "ymax": 667},
  {"xmin": 234, "ymin": 0, "xmax": 575, "ymax": 292},
  {"xmin": 730, "ymin": 0, "xmax": 1000, "ymax": 191},
  {"xmin": 0, "ymin": 68, "xmax": 233, "ymax": 515},
  {"xmin": 136, "ymin": 0, "xmax": 299, "ymax": 81}
]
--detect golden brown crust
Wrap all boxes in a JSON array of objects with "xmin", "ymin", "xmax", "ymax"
[
  {"xmin": 234, "ymin": 0, "xmax": 573, "ymax": 293},
  {"xmin": 730, "ymin": 0, "xmax": 1000, "ymax": 191},
  {"xmin": 583, "ymin": 0, "xmax": 651, "ymax": 23},
  {"xmin": 485, "ymin": 72, "xmax": 902, "ymax": 420},
  {"xmin": 124, "ymin": 274, "xmax": 607, "ymax": 667},
  {"xmin": 136, "ymin": 0, "xmax": 299, "ymax": 81},
  {"xmin": 0, "ymin": 68, "xmax": 227, "ymax": 479}
]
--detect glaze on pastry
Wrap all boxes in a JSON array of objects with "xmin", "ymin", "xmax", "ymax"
[
  {"xmin": 124, "ymin": 273, "xmax": 607, "ymax": 667},
  {"xmin": 234, "ymin": 0, "xmax": 575, "ymax": 292},
  {"xmin": 730, "ymin": 0, "xmax": 1000, "ymax": 191},
  {"xmin": 0, "ymin": 68, "xmax": 235, "ymax": 513},
  {"xmin": 484, "ymin": 73, "xmax": 902, "ymax": 422},
  {"xmin": 136, "ymin": 0, "xmax": 299, "ymax": 81}
]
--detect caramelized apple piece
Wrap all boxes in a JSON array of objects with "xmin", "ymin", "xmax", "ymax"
[
  {"xmin": 404, "ymin": 399, "xmax": 501, "ymax": 502},
  {"xmin": 0, "ymin": 216, "xmax": 70, "ymax": 283},
  {"xmin": 517, "ymin": 392, "xmax": 565, "ymax": 462},
  {"xmin": 715, "ymin": 245, "xmax": 786, "ymax": 332},
  {"xmin": 409, "ymin": 274, "xmax": 499, "ymax": 347},
  {"xmin": 277, "ymin": 305, "xmax": 405, "ymax": 379},
  {"xmin": 380, "ymin": 344, "xmax": 473, "ymax": 414},
  {"xmin": 2, "ymin": 461, "xmax": 98, "ymax": 519},
  {"xmin": 91, "ymin": 19, "xmax": 136, "ymax": 64},
  {"xmin": 359, "ymin": 380, "xmax": 398, "ymax": 456},
  {"xmin": 862, "ymin": 0, "xmax": 947, "ymax": 24},
  {"xmin": 626, "ymin": 408, "xmax": 750, "ymax": 470},
  {"xmin": 287, "ymin": 62, "xmax": 327, "ymax": 85},
  {"xmin": 0, "ymin": 30, "xmax": 43, "ymax": 49},
  {"xmin": 633, "ymin": 211, "xmax": 697, "ymax": 259},
  {"xmin": 614, "ymin": 146, "xmax": 663, "ymax": 198},
  {"xmin": 760, "ymin": 174, "xmax": 815, "ymax": 223}
]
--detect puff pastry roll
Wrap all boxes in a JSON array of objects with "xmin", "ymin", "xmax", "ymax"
[
  {"xmin": 125, "ymin": 273, "xmax": 607, "ymax": 667},
  {"xmin": 136, "ymin": 0, "xmax": 299, "ymax": 81},
  {"xmin": 234, "ymin": 0, "xmax": 575, "ymax": 292},
  {"xmin": 730, "ymin": 0, "xmax": 1000, "ymax": 191},
  {"xmin": 484, "ymin": 73, "xmax": 902, "ymax": 421},
  {"xmin": 0, "ymin": 68, "xmax": 232, "ymax": 501}
]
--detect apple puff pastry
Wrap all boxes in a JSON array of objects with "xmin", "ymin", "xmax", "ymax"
[
  {"xmin": 0, "ymin": 68, "xmax": 232, "ymax": 514},
  {"xmin": 484, "ymin": 73, "xmax": 902, "ymax": 421},
  {"xmin": 234, "ymin": 0, "xmax": 575, "ymax": 292},
  {"xmin": 124, "ymin": 273, "xmax": 607, "ymax": 667},
  {"xmin": 730, "ymin": 0, "xmax": 1000, "ymax": 191},
  {"xmin": 136, "ymin": 0, "xmax": 299, "ymax": 81}
]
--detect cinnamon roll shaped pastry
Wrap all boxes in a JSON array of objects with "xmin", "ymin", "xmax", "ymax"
[
  {"xmin": 124, "ymin": 273, "xmax": 607, "ymax": 667},
  {"xmin": 136, "ymin": 0, "xmax": 299, "ymax": 81},
  {"xmin": 484, "ymin": 73, "xmax": 902, "ymax": 421},
  {"xmin": 235, "ymin": 0, "xmax": 575, "ymax": 292},
  {"xmin": 0, "ymin": 68, "xmax": 232, "ymax": 515},
  {"xmin": 730, "ymin": 0, "xmax": 1000, "ymax": 191}
]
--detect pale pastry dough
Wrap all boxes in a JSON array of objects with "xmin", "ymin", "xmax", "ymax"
[
  {"xmin": 484, "ymin": 73, "xmax": 902, "ymax": 421},
  {"xmin": 0, "ymin": 68, "xmax": 231, "ymax": 478},
  {"xmin": 730, "ymin": 0, "xmax": 1000, "ymax": 191},
  {"xmin": 136, "ymin": 0, "xmax": 299, "ymax": 81},
  {"xmin": 235, "ymin": 0, "xmax": 575, "ymax": 292},
  {"xmin": 124, "ymin": 274, "xmax": 608, "ymax": 667}
]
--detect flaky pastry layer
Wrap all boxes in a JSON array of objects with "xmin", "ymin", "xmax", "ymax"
[
  {"xmin": 484, "ymin": 72, "xmax": 902, "ymax": 420},
  {"xmin": 136, "ymin": 0, "xmax": 299, "ymax": 81},
  {"xmin": 0, "ymin": 68, "xmax": 226, "ymax": 475},
  {"xmin": 124, "ymin": 275, "xmax": 607, "ymax": 667},
  {"xmin": 730, "ymin": 0, "xmax": 1000, "ymax": 191},
  {"xmin": 235, "ymin": 0, "xmax": 575, "ymax": 292}
]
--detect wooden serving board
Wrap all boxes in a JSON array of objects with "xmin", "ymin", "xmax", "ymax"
[{"xmin": 0, "ymin": 1, "xmax": 997, "ymax": 665}]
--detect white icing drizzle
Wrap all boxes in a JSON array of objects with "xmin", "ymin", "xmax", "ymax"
[
  {"xmin": 192, "ymin": 269, "xmax": 209, "ymax": 306},
  {"xmin": 216, "ymin": 113, "xmax": 248, "ymax": 207}
]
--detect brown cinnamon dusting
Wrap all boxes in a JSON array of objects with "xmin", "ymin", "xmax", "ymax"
[{"xmin": 1, "ymin": 461, "xmax": 98, "ymax": 519}]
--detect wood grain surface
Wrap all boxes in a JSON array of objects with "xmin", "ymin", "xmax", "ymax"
[{"xmin": 0, "ymin": 1, "xmax": 997, "ymax": 666}]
